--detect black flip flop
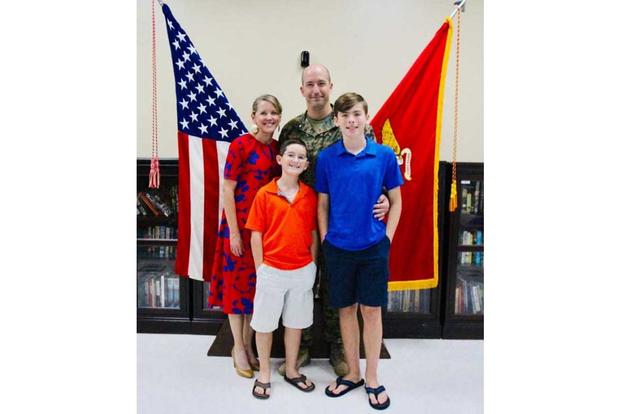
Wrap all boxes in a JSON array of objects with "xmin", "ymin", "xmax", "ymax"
[
  {"xmin": 284, "ymin": 373, "xmax": 315, "ymax": 392},
  {"xmin": 365, "ymin": 385, "xmax": 391, "ymax": 410},
  {"xmin": 324, "ymin": 376, "xmax": 365, "ymax": 397},
  {"xmin": 252, "ymin": 379, "xmax": 271, "ymax": 400}
]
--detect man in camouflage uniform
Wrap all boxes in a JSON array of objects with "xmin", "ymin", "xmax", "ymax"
[{"xmin": 277, "ymin": 64, "xmax": 389, "ymax": 377}]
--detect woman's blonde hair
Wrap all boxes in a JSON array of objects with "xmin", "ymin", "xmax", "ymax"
[{"xmin": 252, "ymin": 94, "xmax": 282, "ymax": 115}]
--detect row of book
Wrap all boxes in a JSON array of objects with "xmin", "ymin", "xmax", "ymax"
[
  {"xmin": 454, "ymin": 275, "xmax": 484, "ymax": 315},
  {"xmin": 139, "ymin": 245, "xmax": 176, "ymax": 260},
  {"xmin": 460, "ymin": 229, "xmax": 483, "ymax": 246},
  {"xmin": 137, "ymin": 225, "xmax": 178, "ymax": 240},
  {"xmin": 459, "ymin": 251, "xmax": 484, "ymax": 266},
  {"xmin": 460, "ymin": 180, "xmax": 483, "ymax": 215},
  {"xmin": 138, "ymin": 267, "xmax": 180, "ymax": 309},
  {"xmin": 386, "ymin": 289, "xmax": 431, "ymax": 313},
  {"xmin": 137, "ymin": 187, "xmax": 177, "ymax": 217}
]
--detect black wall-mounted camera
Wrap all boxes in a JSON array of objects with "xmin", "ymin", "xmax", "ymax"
[{"xmin": 301, "ymin": 51, "xmax": 310, "ymax": 67}]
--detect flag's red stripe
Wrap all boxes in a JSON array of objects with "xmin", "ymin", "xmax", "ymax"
[
  {"xmin": 201, "ymin": 139, "xmax": 219, "ymax": 281},
  {"xmin": 175, "ymin": 131, "xmax": 191, "ymax": 277}
]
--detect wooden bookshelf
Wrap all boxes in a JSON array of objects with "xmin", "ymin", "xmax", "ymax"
[{"xmin": 441, "ymin": 162, "xmax": 484, "ymax": 339}]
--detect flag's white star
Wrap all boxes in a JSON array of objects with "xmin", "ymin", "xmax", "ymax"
[
  {"xmin": 185, "ymin": 72, "xmax": 195, "ymax": 82},
  {"xmin": 167, "ymin": 19, "xmax": 174, "ymax": 30},
  {"xmin": 187, "ymin": 91, "xmax": 197, "ymax": 102},
  {"xmin": 203, "ymin": 76, "xmax": 213, "ymax": 86},
  {"xmin": 197, "ymin": 103, "xmax": 207, "ymax": 114},
  {"xmin": 182, "ymin": 51, "xmax": 190, "ymax": 62},
  {"xmin": 177, "ymin": 79, "xmax": 187, "ymax": 90},
  {"xmin": 226, "ymin": 102, "xmax": 233, "ymax": 109},
  {"xmin": 217, "ymin": 107, "xmax": 227, "ymax": 118},
  {"xmin": 214, "ymin": 88, "xmax": 224, "ymax": 98},
  {"xmin": 192, "ymin": 63, "xmax": 201, "ymax": 73},
  {"xmin": 176, "ymin": 32, "xmax": 187, "ymax": 42},
  {"xmin": 199, "ymin": 123, "xmax": 209, "ymax": 134},
  {"xmin": 195, "ymin": 83, "xmax": 205, "ymax": 94},
  {"xmin": 179, "ymin": 99, "xmax": 189, "ymax": 110},
  {"xmin": 189, "ymin": 111, "xmax": 199, "ymax": 122},
  {"xmin": 206, "ymin": 95, "xmax": 216, "ymax": 106},
  {"xmin": 180, "ymin": 118, "xmax": 189, "ymax": 129},
  {"xmin": 172, "ymin": 39, "xmax": 180, "ymax": 50},
  {"xmin": 228, "ymin": 120, "xmax": 239, "ymax": 130},
  {"xmin": 187, "ymin": 45, "xmax": 196, "ymax": 55},
  {"xmin": 207, "ymin": 115, "xmax": 218, "ymax": 126},
  {"xmin": 218, "ymin": 127, "xmax": 229, "ymax": 139},
  {"xmin": 175, "ymin": 59, "xmax": 185, "ymax": 70}
]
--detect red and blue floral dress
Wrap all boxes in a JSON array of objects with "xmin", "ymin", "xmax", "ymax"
[{"xmin": 208, "ymin": 133, "xmax": 279, "ymax": 314}]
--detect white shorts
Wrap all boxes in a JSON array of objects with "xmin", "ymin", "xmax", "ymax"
[{"xmin": 250, "ymin": 261, "xmax": 316, "ymax": 333}]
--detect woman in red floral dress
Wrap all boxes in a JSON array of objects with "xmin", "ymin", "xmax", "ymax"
[{"xmin": 209, "ymin": 95, "xmax": 282, "ymax": 378}]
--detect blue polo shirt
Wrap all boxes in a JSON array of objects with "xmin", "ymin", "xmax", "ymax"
[{"xmin": 315, "ymin": 138, "xmax": 403, "ymax": 251}]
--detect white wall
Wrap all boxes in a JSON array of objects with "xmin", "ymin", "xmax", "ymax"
[{"xmin": 137, "ymin": 0, "xmax": 483, "ymax": 161}]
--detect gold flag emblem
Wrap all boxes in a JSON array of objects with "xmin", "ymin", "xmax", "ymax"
[{"xmin": 381, "ymin": 119, "xmax": 411, "ymax": 181}]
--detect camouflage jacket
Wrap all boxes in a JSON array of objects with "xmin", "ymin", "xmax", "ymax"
[{"xmin": 279, "ymin": 110, "xmax": 375, "ymax": 187}]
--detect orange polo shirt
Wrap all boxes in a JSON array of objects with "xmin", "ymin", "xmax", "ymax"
[{"xmin": 246, "ymin": 178, "xmax": 317, "ymax": 270}]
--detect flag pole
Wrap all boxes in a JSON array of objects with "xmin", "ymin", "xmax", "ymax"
[{"xmin": 450, "ymin": 0, "xmax": 466, "ymax": 19}]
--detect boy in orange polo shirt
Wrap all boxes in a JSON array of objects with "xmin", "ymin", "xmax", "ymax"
[{"xmin": 246, "ymin": 138, "xmax": 319, "ymax": 400}]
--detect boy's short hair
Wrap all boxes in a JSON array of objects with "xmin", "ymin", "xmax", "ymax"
[
  {"xmin": 279, "ymin": 138, "xmax": 308, "ymax": 156},
  {"xmin": 333, "ymin": 92, "xmax": 368, "ymax": 116}
]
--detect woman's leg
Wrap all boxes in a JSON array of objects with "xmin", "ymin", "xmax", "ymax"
[
  {"xmin": 243, "ymin": 314, "xmax": 259, "ymax": 367},
  {"xmin": 229, "ymin": 314, "xmax": 250, "ymax": 370}
]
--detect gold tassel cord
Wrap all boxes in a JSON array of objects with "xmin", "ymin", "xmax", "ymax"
[{"xmin": 448, "ymin": 6, "xmax": 461, "ymax": 212}]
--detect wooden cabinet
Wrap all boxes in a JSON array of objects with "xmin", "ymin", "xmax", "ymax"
[{"xmin": 441, "ymin": 162, "xmax": 484, "ymax": 339}]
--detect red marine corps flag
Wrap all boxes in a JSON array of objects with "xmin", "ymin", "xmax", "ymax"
[
  {"xmin": 161, "ymin": 4, "xmax": 248, "ymax": 281},
  {"xmin": 371, "ymin": 19, "xmax": 453, "ymax": 290}
]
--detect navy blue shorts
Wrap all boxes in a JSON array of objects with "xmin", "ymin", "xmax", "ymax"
[{"xmin": 323, "ymin": 236, "xmax": 390, "ymax": 308}]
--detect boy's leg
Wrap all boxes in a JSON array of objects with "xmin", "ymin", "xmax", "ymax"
[
  {"xmin": 326, "ymin": 304, "xmax": 361, "ymax": 394},
  {"xmin": 360, "ymin": 305, "xmax": 388, "ymax": 405},
  {"xmin": 284, "ymin": 327, "xmax": 314, "ymax": 389},
  {"xmin": 279, "ymin": 264, "xmax": 315, "ymax": 377},
  {"xmin": 355, "ymin": 237, "xmax": 391, "ymax": 406},
  {"xmin": 254, "ymin": 331, "xmax": 273, "ymax": 397}
]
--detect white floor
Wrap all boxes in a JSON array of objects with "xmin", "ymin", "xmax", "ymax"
[{"xmin": 138, "ymin": 334, "xmax": 482, "ymax": 414}]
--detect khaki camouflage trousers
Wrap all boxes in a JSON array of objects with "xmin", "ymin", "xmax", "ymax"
[{"xmin": 300, "ymin": 244, "xmax": 342, "ymax": 350}]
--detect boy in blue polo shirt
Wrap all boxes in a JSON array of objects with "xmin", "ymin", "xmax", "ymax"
[{"xmin": 315, "ymin": 92, "xmax": 403, "ymax": 410}]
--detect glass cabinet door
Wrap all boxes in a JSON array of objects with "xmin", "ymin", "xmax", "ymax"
[
  {"xmin": 453, "ymin": 178, "xmax": 484, "ymax": 316},
  {"xmin": 137, "ymin": 244, "xmax": 180, "ymax": 310},
  {"xmin": 201, "ymin": 281, "xmax": 222, "ymax": 312},
  {"xmin": 454, "ymin": 252, "xmax": 484, "ymax": 315}
]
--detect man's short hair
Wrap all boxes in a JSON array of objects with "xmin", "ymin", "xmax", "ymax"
[{"xmin": 301, "ymin": 64, "xmax": 331, "ymax": 84}]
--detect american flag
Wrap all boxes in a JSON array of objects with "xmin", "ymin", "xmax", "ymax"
[{"xmin": 161, "ymin": 4, "xmax": 247, "ymax": 281}]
